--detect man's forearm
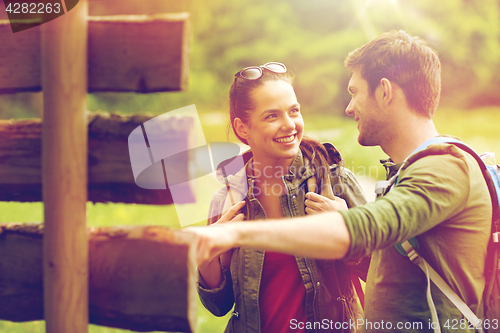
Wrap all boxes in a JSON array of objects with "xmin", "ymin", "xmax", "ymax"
[{"xmin": 232, "ymin": 211, "xmax": 350, "ymax": 259}]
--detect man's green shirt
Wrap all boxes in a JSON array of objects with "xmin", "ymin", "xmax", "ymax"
[{"xmin": 340, "ymin": 142, "xmax": 491, "ymax": 332}]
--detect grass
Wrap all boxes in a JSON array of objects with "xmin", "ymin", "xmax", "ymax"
[{"xmin": 1, "ymin": 106, "xmax": 499, "ymax": 332}]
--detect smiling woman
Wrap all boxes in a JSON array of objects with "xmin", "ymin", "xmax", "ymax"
[
  {"xmin": 234, "ymin": 79, "xmax": 304, "ymax": 170},
  {"xmin": 196, "ymin": 63, "xmax": 369, "ymax": 333}
]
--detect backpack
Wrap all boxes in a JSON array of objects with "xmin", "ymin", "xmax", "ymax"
[{"xmin": 375, "ymin": 136, "xmax": 500, "ymax": 333}]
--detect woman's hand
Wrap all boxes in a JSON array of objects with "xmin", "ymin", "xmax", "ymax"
[
  {"xmin": 305, "ymin": 192, "xmax": 348, "ymax": 215},
  {"xmin": 195, "ymin": 200, "xmax": 246, "ymax": 289},
  {"xmin": 212, "ymin": 200, "xmax": 246, "ymax": 226}
]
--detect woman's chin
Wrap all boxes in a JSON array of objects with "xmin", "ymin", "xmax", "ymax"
[{"xmin": 278, "ymin": 146, "xmax": 300, "ymax": 160}]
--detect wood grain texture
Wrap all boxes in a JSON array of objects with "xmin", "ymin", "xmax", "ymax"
[
  {"xmin": 88, "ymin": 13, "xmax": 190, "ymax": 92},
  {"xmin": 0, "ymin": 224, "xmax": 44, "ymax": 321},
  {"xmin": 0, "ymin": 112, "xmax": 195, "ymax": 204},
  {"xmin": 0, "ymin": 23, "xmax": 41, "ymax": 93},
  {"xmin": 0, "ymin": 13, "xmax": 190, "ymax": 93},
  {"xmin": 0, "ymin": 223, "xmax": 198, "ymax": 333},
  {"xmin": 41, "ymin": 1, "xmax": 89, "ymax": 332},
  {"xmin": 87, "ymin": 0, "xmax": 190, "ymax": 16}
]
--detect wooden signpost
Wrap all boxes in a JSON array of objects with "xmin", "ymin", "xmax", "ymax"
[
  {"xmin": 41, "ymin": 2, "xmax": 89, "ymax": 332},
  {"xmin": 0, "ymin": 223, "xmax": 198, "ymax": 332},
  {"xmin": 0, "ymin": 112, "xmax": 195, "ymax": 204},
  {"xmin": 0, "ymin": 1, "xmax": 194, "ymax": 332}
]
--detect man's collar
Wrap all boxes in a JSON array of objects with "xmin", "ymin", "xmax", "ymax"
[
  {"xmin": 380, "ymin": 158, "xmax": 403, "ymax": 181},
  {"xmin": 380, "ymin": 134, "xmax": 462, "ymax": 180}
]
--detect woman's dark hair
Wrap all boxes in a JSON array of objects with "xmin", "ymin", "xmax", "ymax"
[
  {"xmin": 228, "ymin": 66, "xmax": 343, "ymax": 190},
  {"xmin": 299, "ymin": 136, "xmax": 343, "ymax": 190}
]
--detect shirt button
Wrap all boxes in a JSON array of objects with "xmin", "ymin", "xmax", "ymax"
[
  {"xmin": 292, "ymin": 195, "xmax": 296, "ymax": 199},
  {"xmin": 317, "ymin": 282, "xmax": 320, "ymax": 286}
]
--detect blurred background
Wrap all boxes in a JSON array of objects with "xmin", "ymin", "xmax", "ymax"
[
  {"xmin": 1, "ymin": 0, "xmax": 499, "ymax": 178},
  {"xmin": 3, "ymin": 0, "xmax": 500, "ymax": 118},
  {"xmin": 1, "ymin": 0, "xmax": 499, "ymax": 332}
]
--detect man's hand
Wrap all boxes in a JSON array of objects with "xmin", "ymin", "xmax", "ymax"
[
  {"xmin": 187, "ymin": 222, "xmax": 240, "ymax": 266},
  {"xmin": 188, "ymin": 201, "xmax": 246, "ymax": 268},
  {"xmin": 305, "ymin": 192, "xmax": 348, "ymax": 215},
  {"xmin": 186, "ymin": 209, "xmax": 350, "ymax": 264}
]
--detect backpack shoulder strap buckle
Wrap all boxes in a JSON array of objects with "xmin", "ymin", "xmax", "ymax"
[{"xmin": 401, "ymin": 241, "xmax": 420, "ymax": 262}]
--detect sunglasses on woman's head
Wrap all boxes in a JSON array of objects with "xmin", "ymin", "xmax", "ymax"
[{"xmin": 234, "ymin": 62, "xmax": 287, "ymax": 81}]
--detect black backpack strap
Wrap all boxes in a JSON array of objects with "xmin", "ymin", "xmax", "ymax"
[{"xmin": 448, "ymin": 142, "xmax": 499, "ymax": 229}]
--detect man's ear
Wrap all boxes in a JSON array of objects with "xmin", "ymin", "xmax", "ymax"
[
  {"xmin": 234, "ymin": 118, "xmax": 250, "ymax": 140},
  {"xmin": 379, "ymin": 78, "xmax": 393, "ymax": 108}
]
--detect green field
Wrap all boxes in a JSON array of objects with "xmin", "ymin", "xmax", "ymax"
[{"xmin": 1, "ymin": 107, "xmax": 499, "ymax": 332}]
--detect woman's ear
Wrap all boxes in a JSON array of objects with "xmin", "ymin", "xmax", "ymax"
[
  {"xmin": 234, "ymin": 118, "xmax": 250, "ymax": 140},
  {"xmin": 379, "ymin": 78, "xmax": 393, "ymax": 108}
]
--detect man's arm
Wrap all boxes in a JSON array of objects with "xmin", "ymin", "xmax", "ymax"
[{"xmin": 188, "ymin": 211, "xmax": 350, "ymax": 265}]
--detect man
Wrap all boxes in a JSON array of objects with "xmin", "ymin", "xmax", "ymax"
[{"xmin": 189, "ymin": 30, "xmax": 490, "ymax": 332}]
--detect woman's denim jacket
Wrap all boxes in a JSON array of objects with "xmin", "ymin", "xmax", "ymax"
[{"xmin": 198, "ymin": 146, "xmax": 369, "ymax": 333}]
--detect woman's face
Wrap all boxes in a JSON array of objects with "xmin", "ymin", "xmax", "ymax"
[{"xmin": 238, "ymin": 80, "xmax": 304, "ymax": 165}]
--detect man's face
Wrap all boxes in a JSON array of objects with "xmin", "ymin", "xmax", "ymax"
[{"xmin": 345, "ymin": 70, "xmax": 385, "ymax": 147}]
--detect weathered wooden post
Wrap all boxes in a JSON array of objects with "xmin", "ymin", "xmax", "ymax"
[{"xmin": 41, "ymin": 1, "xmax": 89, "ymax": 332}]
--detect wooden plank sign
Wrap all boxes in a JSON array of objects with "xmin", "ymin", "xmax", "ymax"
[
  {"xmin": 88, "ymin": 14, "xmax": 190, "ymax": 92},
  {"xmin": 0, "ymin": 13, "xmax": 190, "ymax": 94},
  {"xmin": 0, "ymin": 112, "xmax": 195, "ymax": 204},
  {"xmin": 0, "ymin": 223, "xmax": 198, "ymax": 332}
]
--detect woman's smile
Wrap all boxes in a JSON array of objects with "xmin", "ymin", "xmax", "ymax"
[{"xmin": 274, "ymin": 133, "xmax": 297, "ymax": 144}]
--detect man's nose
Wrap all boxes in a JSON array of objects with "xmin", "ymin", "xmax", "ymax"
[{"xmin": 345, "ymin": 99, "xmax": 354, "ymax": 117}]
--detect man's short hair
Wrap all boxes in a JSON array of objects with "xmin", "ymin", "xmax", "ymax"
[{"xmin": 345, "ymin": 30, "xmax": 441, "ymax": 118}]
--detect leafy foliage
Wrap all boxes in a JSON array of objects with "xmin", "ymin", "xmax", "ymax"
[
  {"xmin": 181, "ymin": 0, "xmax": 500, "ymax": 114},
  {"xmin": 2, "ymin": 0, "xmax": 499, "ymax": 119}
]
